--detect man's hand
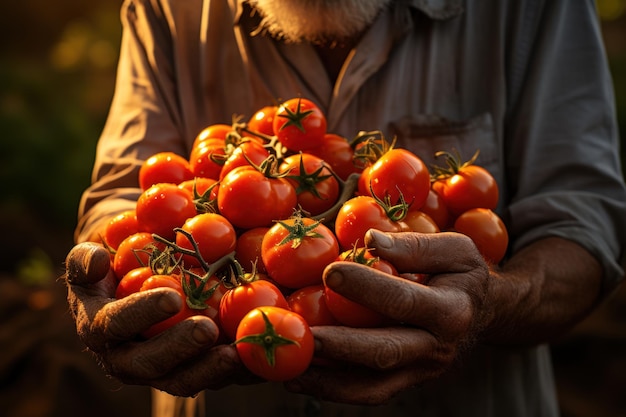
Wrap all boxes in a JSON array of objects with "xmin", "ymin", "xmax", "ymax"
[
  {"xmin": 286, "ymin": 229, "xmax": 491, "ymax": 404},
  {"xmin": 64, "ymin": 242, "xmax": 247, "ymax": 397}
]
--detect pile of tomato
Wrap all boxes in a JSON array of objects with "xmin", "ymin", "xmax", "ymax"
[{"xmin": 99, "ymin": 97, "xmax": 508, "ymax": 382}]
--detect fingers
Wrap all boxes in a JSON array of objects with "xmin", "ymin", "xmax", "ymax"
[{"xmin": 65, "ymin": 242, "xmax": 112, "ymax": 285}]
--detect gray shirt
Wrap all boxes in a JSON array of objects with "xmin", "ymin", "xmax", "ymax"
[{"xmin": 76, "ymin": 0, "xmax": 626, "ymax": 415}]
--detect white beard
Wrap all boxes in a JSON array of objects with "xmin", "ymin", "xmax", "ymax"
[{"xmin": 247, "ymin": 0, "xmax": 392, "ymax": 45}]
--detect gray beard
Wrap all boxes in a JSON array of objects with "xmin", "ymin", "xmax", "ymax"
[{"xmin": 247, "ymin": 0, "xmax": 392, "ymax": 44}]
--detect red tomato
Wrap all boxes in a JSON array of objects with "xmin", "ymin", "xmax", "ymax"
[
  {"xmin": 112, "ymin": 232, "xmax": 162, "ymax": 280},
  {"xmin": 307, "ymin": 133, "xmax": 360, "ymax": 181},
  {"xmin": 420, "ymin": 189, "xmax": 452, "ymax": 231},
  {"xmin": 139, "ymin": 274, "xmax": 197, "ymax": 338},
  {"xmin": 188, "ymin": 138, "xmax": 226, "ymax": 180},
  {"xmin": 324, "ymin": 285, "xmax": 389, "ymax": 328},
  {"xmin": 287, "ymin": 284, "xmax": 339, "ymax": 326},
  {"xmin": 115, "ymin": 266, "xmax": 153, "ymax": 299},
  {"xmin": 247, "ymin": 105, "xmax": 278, "ymax": 137},
  {"xmin": 337, "ymin": 246, "xmax": 398, "ymax": 276},
  {"xmin": 175, "ymin": 213, "xmax": 237, "ymax": 267},
  {"xmin": 273, "ymin": 98, "xmax": 327, "ymax": 152},
  {"xmin": 235, "ymin": 306, "xmax": 314, "ymax": 381},
  {"xmin": 432, "ymin": 151, "xmax": 499, "ymax": 216},
  {"xmin": 454, "ymin": 208, "xmax": 508, "ymax": 264},
  {"xmin": 280, "ymin": 153, "xmax": 340, "ymax": 216},
  {"xmin": 261, "ymin": 215, "xmax": 339, "ymax": 289},
  {"xmin": 135, "ymin": 183, "xmax": 197, "ymax": 240},
  {"xmin": 219, "ymin": 279, "xmax": 290, "ymax": 341},
  {"xmin": 217, "ymin": 165, "xmax": 297, "ymax": 229},
  {"xmin": 362, "ymin": 148, "xmax": 430, "ymax": 211},
  {"xmin": 334, "ymin": 195, "xmax": 409, "ymax": 251},
  {"xmin": 183, "ymin": 269, "xmax": 229, "ymax": 326},
  {"xmin": 178, "ymin": 177, "xmax": 219, "ymax": 200},
  {"xmin": 192, "ymin": 123, "xmax": 232, "ymax": 149},
  {"xmin": 139, "ymin": 152, "xmax": 194, "ymax": 191},
  {"xmin": 235, "ymin": 227, "xmax": 270, "ymax": 273},
  {"xmin": 101, "ymin": 210, "xmax": 139, "ymax": 251},
  {"xmin": 219, "ymin": 139, "xmax": 271, "ymax": 181},
  {"xmin": 403, "ymin": 210, "xmax": 440, "ymax": 234}
]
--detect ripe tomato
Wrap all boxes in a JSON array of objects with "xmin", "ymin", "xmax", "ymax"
[
  {"xmin": 115, "ymin": 266, "xmax": 153, "ymax": 299},
  {"xmin": 135, "ymin": 183, "xmax": 197, "ymax": 240},
  {"xmin": 183, "ymin": 268, "xmax": 229, "ymax": 326},
  {"xmin": 175, "ymin": 213, "xmax": 237, "ymax": 267},
  {"xmin": 287, "ymin": 284, "xmax": 339, "ymax": 326},
  {"xmin": 280, "ymin": 153, "xmax": 340, "ymax": 216},
  {"xmin": 420, "ymin": 189, "xmax": 452, "ymax": 231},
  {"xmin": 219, "ymin": 279, "xmax": 290, "ymax": 341},
  {"xmin": 403, "ymin": 210, "xmax": 440, "ymax": 234},
  {"xmin": 431, "ymin": 151, "xmax": 499, "ymax": 216},
  {"xmin": 454, "ymin": 208, "xmax": 508, "ymax": 264},
  {"xmin": 192, "ymin": 123, "xmax": 232, "ymax": 149},
  {"xmin": 101, "ymin": 210, "xmax": 139, "ymax": 251},
  {"xmin": 337, "ymin": 246, "xmax": 398, "ymax": 276},
  {"xmin": 235, "ymin": 306, "xmax": 314, "ymax": 381},
  {"xmin": 178, "ymin": 177, "xmax": 219, "ymax": 200},
  {"xmin": 139, "ymin": 274, "xmax": 198, "ymax": 338},
  {"xmin": 361, "ymin": 148, "xmax": 430, "ymax": 211},
  {"xmin": 235, "ymin": 227, "xmax": 270, "ymax": 273},
  {"xmin": 261, "ymin": 215, "xmax": 339, "ymax": 289},
  {"xmin": 334, "ymin": 195, "xmax": 409, "ymax": 251},
  {"xmin": 217, "ymin": 165, "xmax": 297, "ymax": 229},
  {"xmin": 112, "ymin": 232, "xmax": 163, "ymax": 280},
  {"xmin": 307, "ymin": 133, "xmax": 360, "ymax": 181},
  {"xmin": 139, "ymin": 152, "xmax": 194, "ymax": 191},
  {"xmin": 273, "ymin": 98, "xmax": 327, "ymax": 152},
  {"xmin": 324, "ymin": 284, "xmax": 389, "ymax": 328},
  {"xmin": 247, "ymin": 105, "xmax": 278, "ymax": 137},
  {"xmin": 188, "ymin": 138, "xmax": 226, "ymax": 180},
  {"xmin": 219, "ymin": 139, "xmax": 270, "ymax": 181}
]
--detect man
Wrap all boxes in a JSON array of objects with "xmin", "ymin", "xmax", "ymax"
[{"xmin": 65, "ymin": 0, "xmax": 626, "ymax": 416}]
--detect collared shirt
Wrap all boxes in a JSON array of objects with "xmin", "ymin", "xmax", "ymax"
[{"xmin": 76, "ymin": 0, "xmax": 626, "ymax": 415}]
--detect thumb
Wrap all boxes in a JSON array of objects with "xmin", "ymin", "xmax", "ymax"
[
  {"xmin": 364, "ymin": 229, "xmax": 483, "ymax": 274},
  {"xmin": 65, "ymin": 242, "xmax": 112, "ymax": 285}
]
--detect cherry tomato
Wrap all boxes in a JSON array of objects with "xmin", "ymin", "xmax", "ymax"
[
  {"xmin": 454, "ymin": 208, "xmax": 508, "ymax": 264},
  {"xmin": 361, "ymin": 148, "xmax": 430, "ymax": 211},
  {"xmin": 139, "ymin": 152, "xmax": 194, "ymax": 191},
  {"xmin": 307, "ymin": 133, "xmax": 360, "ymax": 181},
  {"xmin": 324, "ymin": 284, "xmax": 389, "ymax": 328},
  {"xmin": 247, "ymin": 105, "xmax": 278, "ymax": 137},
  {"xmin": 280, "ymin": 153, "xmax": 340, "ymax": 216},
  {"xmin": 101, "ymin": 210, "xmax": 139, "ymax": 251},
  {"xmin": 188, "ymin": 138, "xmax": 227, "ymax": 180},
  {"xmin": 183, "ymin": 268, "xmax": 229, "ymax": 326},
  {"xmin": 219, "ymin": 279, "xmax": 290, "ymax": 341},
  {"xmin": 235, "ymin": 306, "xmax": 314, "ymax": 381},
  {"xmin": 403, "ymin": 210, "xmax": 440, "ymax": 233},
  {"xmin": 261, "ymin": 215, "xmax": 339, "ymax": 289},
  {"xmin": 217, "ymin": 165, "xmax": 297, "ymax": 229},
  {"xmin": 115, "ymin": 266, "xmax": 153, "ymax": 299},
  {"xmin": 175, "ymin": 213, "xmax": 237, "ymax": 267},
  {"xmin": 337, "ymin": 246, "xmax": 398, "ymax": 276},
  {"xmin": 273, "ymin": 98, "xmax": 327, "ymax": 152},
  {"xmin": 219, "ymin": 139, "xmax": 271, "ymax": 181},
  {"xmin": 420, "ymin": 189, "xmax": 452, "ymax": 231},
  {"xmin": 112, "ymin": 232, "xmax": 162, "ymax": 280},
  {"xmin": 192, "ymin": 123, "xmax": 232, "ymax": 149},
  {"xmin": 135, "ymin": 183, "xmax": 197, "ymax": 240},
  {"xmin": 334, "ymin": 195, "xmax": 409, "ymax": 251},
  {"xmin": 235, "ymin": 227, "xmax": 270, "ymax": 273},
  {"xmin": 178, "ymin": 177, "xmax": 219, "ymax": 200},
  {"xmin": 287, "ymin": 284, "xmax": 339, "ymax": 326}
]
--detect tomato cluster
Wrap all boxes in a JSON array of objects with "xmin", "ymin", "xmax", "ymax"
[{"xmin": 98, "ymin": 97, "xmax": 508, "ymax": 381}]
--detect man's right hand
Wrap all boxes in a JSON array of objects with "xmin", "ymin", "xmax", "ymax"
[{"xmin": 64, "ymin": 242, "xmax": 246, "ymax": 397}]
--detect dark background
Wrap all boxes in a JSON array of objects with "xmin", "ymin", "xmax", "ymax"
[{"xmin": 1, "ymin": 1, "xmax": 625, "ymax": 416}]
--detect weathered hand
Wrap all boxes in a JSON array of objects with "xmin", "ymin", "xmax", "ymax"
[
  {"xmin": 64, "ymin": 242, "xmax": 247, "ymax": 397},
  {"xmin": 286, "ymin": 229, "xmax": 490, "ymax": 404}
]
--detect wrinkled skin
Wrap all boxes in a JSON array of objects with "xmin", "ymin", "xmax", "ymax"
[{"xmin": 64, "ymin": 229, "xmax": 490, "ymax": 401}]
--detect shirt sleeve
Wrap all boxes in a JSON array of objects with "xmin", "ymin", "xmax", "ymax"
[
  {"xmin": 504, "ymin": 0, "xmax": 626, "ymax": 294},
  {"xmin": 75, "ymin": 0, "xmax": 187, "ymax": 243}
]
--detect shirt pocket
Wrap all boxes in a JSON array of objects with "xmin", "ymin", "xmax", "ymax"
[{"xmin": 386, "ymin": 112, "xmax": 499, "ymax": 180}]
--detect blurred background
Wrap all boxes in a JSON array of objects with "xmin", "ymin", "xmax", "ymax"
[{"xmin": 0, "ymin": 1, "xmax": 624, "ymax": 416}]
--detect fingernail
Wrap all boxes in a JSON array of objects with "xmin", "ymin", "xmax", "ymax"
[
  {"xmin": 192, "ymin": 321, "xmax": 213, "ymax": 344},
  {"xmin": 325, "ymin": 270, "xmax": 343, "ymax": 288},
  {"xmin": 158, "ymin": 292, "xmax": 182, "ymax": 314},
  {"xmin": 368, "ymin": 229, "xmax": 392, "ymax": 249}
]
